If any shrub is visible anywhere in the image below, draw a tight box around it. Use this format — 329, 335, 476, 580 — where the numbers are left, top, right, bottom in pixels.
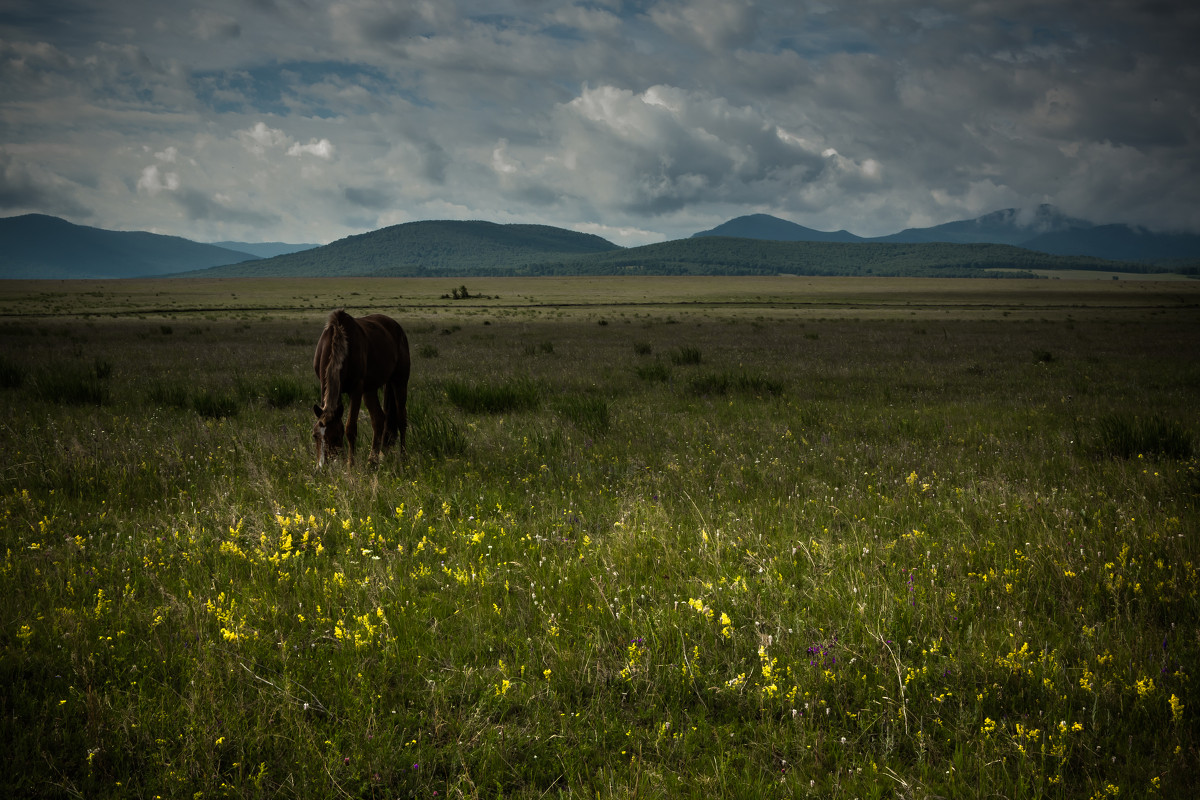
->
633, 342, 652, 356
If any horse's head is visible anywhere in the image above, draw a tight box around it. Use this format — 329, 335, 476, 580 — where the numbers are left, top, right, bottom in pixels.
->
312, 404, 345, 467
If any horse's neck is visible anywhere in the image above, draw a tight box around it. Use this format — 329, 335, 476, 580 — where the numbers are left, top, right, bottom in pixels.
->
320, 322, 351, 415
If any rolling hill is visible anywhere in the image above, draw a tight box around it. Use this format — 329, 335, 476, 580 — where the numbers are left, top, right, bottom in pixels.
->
194, 220, 622, 277
0, 214, 261, 279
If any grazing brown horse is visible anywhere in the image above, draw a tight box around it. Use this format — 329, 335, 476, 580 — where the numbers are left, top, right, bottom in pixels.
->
312, 309, 410, 467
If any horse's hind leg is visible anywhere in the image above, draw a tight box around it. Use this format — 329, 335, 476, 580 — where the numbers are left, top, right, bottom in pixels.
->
386, 375, 408, 455
363, 389, 387, 464
382, 380, 406, 453
345, 392, 363, 464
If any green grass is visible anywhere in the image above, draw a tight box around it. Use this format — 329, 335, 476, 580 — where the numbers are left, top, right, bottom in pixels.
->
2, 280, 1198, 799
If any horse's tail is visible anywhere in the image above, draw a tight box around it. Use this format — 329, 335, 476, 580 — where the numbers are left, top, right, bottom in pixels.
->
319, 309, 351, 417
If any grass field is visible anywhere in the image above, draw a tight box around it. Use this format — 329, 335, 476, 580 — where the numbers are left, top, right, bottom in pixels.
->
1, 276, 1198, 798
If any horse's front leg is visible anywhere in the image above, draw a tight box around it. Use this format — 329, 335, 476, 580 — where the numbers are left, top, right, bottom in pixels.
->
345, 392, 363, 464
363, 389, 387, 465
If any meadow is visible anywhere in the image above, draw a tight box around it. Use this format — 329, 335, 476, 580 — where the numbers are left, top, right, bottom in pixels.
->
1, 276, 1198, 799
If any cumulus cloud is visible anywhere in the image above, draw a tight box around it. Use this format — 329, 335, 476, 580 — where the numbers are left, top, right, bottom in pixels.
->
136, 164, 180, 196
287, 138, 335, 159
537, 83, 880, 217
238, 122, 291, 156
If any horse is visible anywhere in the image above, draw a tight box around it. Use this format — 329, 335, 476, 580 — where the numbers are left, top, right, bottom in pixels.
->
312, 309, 410, 467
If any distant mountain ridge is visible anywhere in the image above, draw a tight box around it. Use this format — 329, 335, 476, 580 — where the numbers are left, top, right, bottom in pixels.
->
693, 205, 1200, 264
0, 214, 262, 279
211, 241, 319, 259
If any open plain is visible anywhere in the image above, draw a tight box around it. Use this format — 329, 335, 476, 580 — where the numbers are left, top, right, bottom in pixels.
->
1, 276, 1198, 798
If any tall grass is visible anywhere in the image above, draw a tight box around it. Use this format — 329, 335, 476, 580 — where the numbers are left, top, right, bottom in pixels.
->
1089, 412, 1193, 459
444, 375, 541, 414
2, 303, 1198, 799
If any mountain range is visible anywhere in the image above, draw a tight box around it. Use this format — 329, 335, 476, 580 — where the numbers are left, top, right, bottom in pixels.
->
693, 205, 1200, 264
2, 206, 1197, 280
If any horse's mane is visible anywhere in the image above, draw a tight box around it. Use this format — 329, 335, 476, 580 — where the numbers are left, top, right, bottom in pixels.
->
320, 309, 351, 416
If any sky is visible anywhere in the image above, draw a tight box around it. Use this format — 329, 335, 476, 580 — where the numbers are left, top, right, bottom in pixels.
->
2, 1, 1199, 247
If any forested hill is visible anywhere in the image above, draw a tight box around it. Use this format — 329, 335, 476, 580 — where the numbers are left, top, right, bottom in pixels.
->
0, 214, 258, 279
195, 220, 621, 277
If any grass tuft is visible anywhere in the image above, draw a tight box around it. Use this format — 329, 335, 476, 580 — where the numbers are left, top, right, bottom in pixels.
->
1090, 413, 1193, 459
552, 393, 611, 436
686, 370, 785, 397
0, 356, 25, 389
670, 345, 703, 365
36, 362, 110, 405
445, 376, 541, 414
262, 377, 309, 409
191, 389, 240, 418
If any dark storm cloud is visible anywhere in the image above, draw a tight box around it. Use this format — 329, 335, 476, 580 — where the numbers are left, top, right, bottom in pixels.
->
1, 0, 1197, 244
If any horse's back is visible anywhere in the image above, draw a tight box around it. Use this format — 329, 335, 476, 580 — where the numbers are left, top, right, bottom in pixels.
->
358, 314, 410, 382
